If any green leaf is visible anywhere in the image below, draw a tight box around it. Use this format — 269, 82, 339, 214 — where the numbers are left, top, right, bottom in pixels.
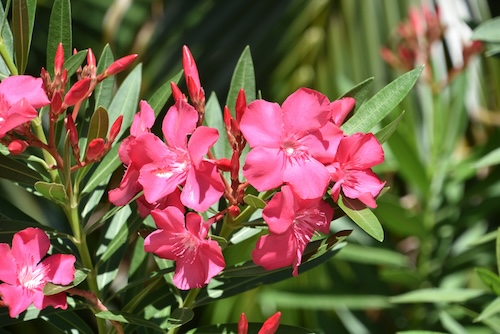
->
42, 312, 95, 334
11, 0, 32, 74
165, 308, 194, 330
475, 297, 500, 322
342, 66, 423, 135
86, 106, 109, 142
335, 243, 408, 267
0, 154, 41, 185
472, 17, 500, 43
0, 2, 14, 77
396, 331, 448, 334
64, 49, 87, 78
81, 143, 120, 196
340, 77, 374, 109
497, 227, 500, 276
46, 0, 72, 74
474, 147, 500, 168
95, 311, 165, 332
204, 92, 231, 161
148, 70, 183, 116
390, 288, 484, 303
475, 268, 500, 296
226, 46, 256, 115
187, 323, 314, 334
34, 181, 67, 204
243, 194, 267, 209
338, 196, 384, 242
107, 64, 142, 140
94, 45, 115, 110
375, 110, 405, 144
439, 310, 468, 334
43, 269, 88, 295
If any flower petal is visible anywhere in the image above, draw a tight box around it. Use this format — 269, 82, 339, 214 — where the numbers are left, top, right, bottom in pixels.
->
12, 228, 50, 265
150, 207, 186, 232
330, 97, 355, 126
0, 99, 38, 137
33, 291, 68, 311
262, 186, 295, 235
0, 244, 16, 284
240, 100, 282, 148
181, 161, 224, 212
130, 100, 155, 136
336, 133, 384, 169
41, 254, 76, 285
0, 284, 33, 318
252, 232, 296, 271
162, 99, 198, 148
188, 126, 219, 167
283, 157, 329, 199
281, 88, 331, 134
144, 230, 179, 260
139, 160, 187, 204
0, 76, 50, 108
243, 147, 285, 192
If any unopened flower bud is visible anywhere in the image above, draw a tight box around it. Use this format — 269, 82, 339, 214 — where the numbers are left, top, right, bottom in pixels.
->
214, 158, 232, 172
259, 312, 281, 334
50, 91, 63, 118
54, 43, 65, 75
86, 138, 105, 161
105, 54, 138, 76
64, 78, 91, 106
8, 140, 28, 155
235, 89, 246, 124
238, 313, 248, 334
170, 82, 186, 102
108, 115, 123, 143
65, 114, 79, 149
87, 48, 96, 67
228, 205, 241, 218
182, 45, 201, 90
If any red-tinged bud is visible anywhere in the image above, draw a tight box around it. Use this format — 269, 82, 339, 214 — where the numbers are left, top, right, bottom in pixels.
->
182, 45, 201, 90
105, 54, 138, 76
64, 78, 91, 106
187, 75, 205, 104
86, 138, 105, 161
170, 81, 186, 102
223, 106, 232, 131
237, 313, 248, 334
61, 69, 68, 86
214, 158, 232, 172
235, 89, 246, 123
230, 150, 240, 181
73, 48, 78, 55
108, 115, 123, 143
50, 91, 63, 118
228, 205, 241, 217
8, 140, 28, 155
54, 43, 65, 75
258, 312, 281, 334
65, 114, 79, 148
87, 48, 96, 67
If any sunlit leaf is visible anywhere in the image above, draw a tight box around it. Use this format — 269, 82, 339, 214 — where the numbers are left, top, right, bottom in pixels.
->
94, 45, 115, 110
34, 181, 67, 205
338, 196, 384, 242
475, 268, 500, 296
86, 106, 109, 143
390, 288, 484, 303
46, 0, 72, 74
165, 308, 194, 330
226, 46, 256, 115
342, 66, 423, 135
243, 194, 267, 209
472, 17, 500, 43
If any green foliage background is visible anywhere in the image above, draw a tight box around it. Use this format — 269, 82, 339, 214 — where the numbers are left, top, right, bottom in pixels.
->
2, 0, 500, 333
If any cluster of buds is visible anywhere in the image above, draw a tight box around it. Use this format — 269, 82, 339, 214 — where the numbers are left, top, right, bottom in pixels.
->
380, 5, 482, 91
1, 42, 137, 173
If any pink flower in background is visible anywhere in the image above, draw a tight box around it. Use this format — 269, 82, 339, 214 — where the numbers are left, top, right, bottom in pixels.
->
252, 185, 334, 276
0, 228, 76, 318
144, 207, 225, 290
327, 132, 385, 208
0, 76, 50, 138
240, 88, 343, 199
138, 99, 224, 212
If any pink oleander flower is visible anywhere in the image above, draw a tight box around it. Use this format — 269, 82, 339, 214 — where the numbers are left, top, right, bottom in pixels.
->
0, 75, 50, 138
327, 132, 385, 208
144, 207, 225, 290
240, 88, 343, 199
138, 99, 224, 212
252, 185, 334, 276
0, 228, 76, 318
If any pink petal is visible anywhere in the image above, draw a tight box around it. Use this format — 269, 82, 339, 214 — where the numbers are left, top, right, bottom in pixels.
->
108, 167, 142, 206
262, 186, 295, 235
336, 133, 384, 169
283, 157, 330, 199
181, 161, 224, 212
130, 100, 155, 136
40, 254, 76, 285
185, 212, 208, 239
341, 169, 385, 207
144, 229, 179, 260
281, 88, 331, 134
0, 284, 33, 318
162, 99, 198, 148
150, 207, 186, 232
243, 147, 285, 192
330, 97, 355, 126
0, 76, 50, 108
12, 228, 50, 265
0, 244, 16, 284
239, 100, 282, 148
252, 232, 296, 271
302, 122, 344, 163
139, 160, 187, 203
33, 291, 68, 311
188, 126, 219, 167
0, 99, 38, 137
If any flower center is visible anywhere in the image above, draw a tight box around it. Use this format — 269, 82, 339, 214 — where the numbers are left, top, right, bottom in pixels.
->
282, 138, 305, 157
155, 159, 189, 179
171, 233, 199, 264
17, 257, 49, 290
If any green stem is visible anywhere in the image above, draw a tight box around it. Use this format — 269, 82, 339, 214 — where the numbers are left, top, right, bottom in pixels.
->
31, 116, 60, 182
0, 37, 18, 76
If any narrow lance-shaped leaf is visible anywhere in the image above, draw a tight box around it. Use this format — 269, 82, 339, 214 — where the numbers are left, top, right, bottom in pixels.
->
474, 297, 500, 323
87, 106, 109, 143
340, 77, 374, 111
342, 66, 423, 135
147, 69, 183, 116
12, 0, 32, 74
0, 2, 15, 76
338, 196, 384, 242
472, 17, 500, 43
64, 49, 87, 78
94, 44, 114, 110
226, 46, 256, 116
375, 110, 405, 144
46, 0, 72, 74
0, 154, 42, 185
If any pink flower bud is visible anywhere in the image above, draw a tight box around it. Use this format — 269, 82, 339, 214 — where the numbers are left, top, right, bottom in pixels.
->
258, 312, 281, 334
105, 54, 138, 76
170, 81, 186, 102
87, 48, 96, 67
238, 313, 248, 334
214, 158, 232, 172
182, 45, 201, 91
108, 115, 123, 143
64, 78, 91, 106
228, 205, 241, 217
54, 43, 65, 75
235, 89, 246, 124
65, 114, 79, 148
8, 140, 28, 155
50, 91, 63, 117
86, 138, 105, 161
